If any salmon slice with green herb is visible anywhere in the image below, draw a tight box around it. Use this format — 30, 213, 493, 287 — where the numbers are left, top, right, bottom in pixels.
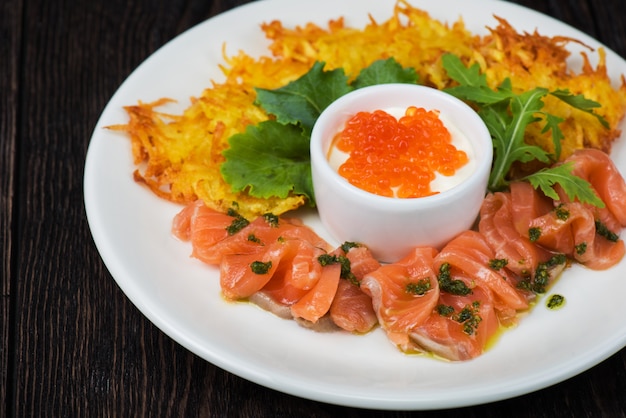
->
290, 263, 342, 323
186, 210, 330, 265
219, 241, 287, 300
509, 181, 555, 236
479, 190, 553, 279
529, 201, 625, 270
188, 216, 264, 265
433, 230, 530, 321
343, 245, 382, 280
410, 284, 499, 361
171, 201, 269, 264
259, 238, 326, 305
329, 244, 380, 333
220, 233, 331, 302
361, 247, 440, 351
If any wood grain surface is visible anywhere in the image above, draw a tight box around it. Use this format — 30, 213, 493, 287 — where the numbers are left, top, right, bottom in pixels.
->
2, 0, 626, 416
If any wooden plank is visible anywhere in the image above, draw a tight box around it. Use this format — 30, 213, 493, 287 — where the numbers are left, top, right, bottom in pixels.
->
589, 0, 626, 57
1, 0, 23, 415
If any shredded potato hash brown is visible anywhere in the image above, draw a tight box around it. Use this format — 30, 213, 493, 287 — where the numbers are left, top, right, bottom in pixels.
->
109, 0, 626, 219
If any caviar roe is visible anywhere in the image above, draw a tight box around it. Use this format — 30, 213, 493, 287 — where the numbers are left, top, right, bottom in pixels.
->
332, 106, 469, 198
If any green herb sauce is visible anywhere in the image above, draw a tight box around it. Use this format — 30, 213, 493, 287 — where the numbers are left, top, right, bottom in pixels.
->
437, 263, 472, 296
518, 253, 567, 294
247, 233, 262, 244
317, 253, 358, 286
340, 241, 361, 253
575, 242, 587, 255
452, 301, 482, 335
263, 213, 280, 228
226, 209, 250, 235
555, 204, 570, 221
595, 220, 619, 242
489, 258, 508, 270
546, 294, 565, 310
436, 304, 455, 317
528, 227, 541, 242
250, 260, 272, 275
406, 278, 432, 296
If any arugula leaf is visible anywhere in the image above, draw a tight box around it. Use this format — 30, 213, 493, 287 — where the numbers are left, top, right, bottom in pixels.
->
442, 53, 606, 206
351, 58, 418, 89
524, 163, 605, 207
221, 121, 314, 201
499, 88, 552, 167
541, 113, 565, 160
254, 62, 353, 135
550, 89, 609, 128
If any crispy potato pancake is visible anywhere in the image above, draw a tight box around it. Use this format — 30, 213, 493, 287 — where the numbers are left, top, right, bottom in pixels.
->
110, 0, 626, 218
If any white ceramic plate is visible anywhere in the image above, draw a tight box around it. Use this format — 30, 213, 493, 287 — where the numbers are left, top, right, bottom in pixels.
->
84, 0, 626, 410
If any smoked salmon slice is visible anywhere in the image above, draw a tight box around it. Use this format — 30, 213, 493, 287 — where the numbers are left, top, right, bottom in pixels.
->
218, 226, 331, 301
330, 280, 378, 333
434, 231, 530, 317
291, 263, 342, 323
509, 181, 555, 236
560, 149, 626, 228
329, 245, 379, 333
219, 241, 287, 300
192, 215, 302, 265
171, 200, 197, 241
410, 285, 499, 361
529, 201, 625, 270
172, 200, 233, 246
175, 202, 332, 266
344, 245, 382, 280
479, 190, 553, 278
260, 238, 326, 305
361, 247, 440, 351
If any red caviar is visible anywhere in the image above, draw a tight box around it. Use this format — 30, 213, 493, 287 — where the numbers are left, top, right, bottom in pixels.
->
332, 106, 469, 198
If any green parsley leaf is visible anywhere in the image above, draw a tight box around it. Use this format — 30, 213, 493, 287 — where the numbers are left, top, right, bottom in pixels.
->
351, 58, 418, 89
221, 120, 314, 201
254, 61, 353, 134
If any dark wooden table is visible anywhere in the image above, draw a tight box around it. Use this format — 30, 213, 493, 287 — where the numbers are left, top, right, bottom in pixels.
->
3, 0, 626, 416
